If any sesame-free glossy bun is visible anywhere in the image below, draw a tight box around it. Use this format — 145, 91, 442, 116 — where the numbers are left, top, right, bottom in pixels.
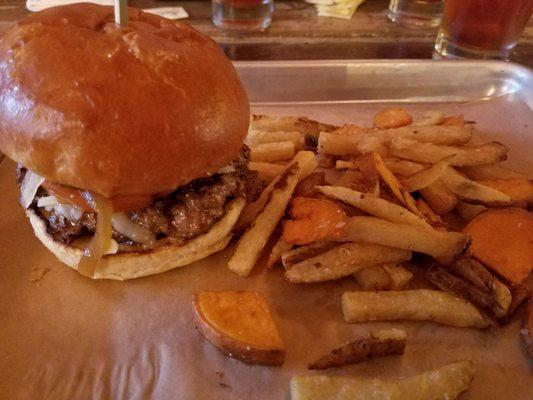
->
0, 3, 249, 197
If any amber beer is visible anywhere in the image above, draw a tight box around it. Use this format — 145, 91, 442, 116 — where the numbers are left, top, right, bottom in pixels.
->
436, 0, 533, 58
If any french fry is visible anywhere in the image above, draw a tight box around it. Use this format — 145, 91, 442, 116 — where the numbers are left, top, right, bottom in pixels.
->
460, 164, 528, 180
308, 329, 406, 370
383, 158, 426, 176
235, 151, 317, 232
342, 290, 491, 328
427, 265, 506, 318
343, 216, 470, 261
250, 115, 338, 136
291, 360, 476, 400
419, 181, 458, 215
382, 263, 413, 289
390, 138, 508, 166
249, 161, 285, 182
412, 110, 445, 126
318, 126, 473, 156
450, 258, 511, 316
250, 141, 296, 162
416, 198, 445, 227
284, 243, 411, 283
500, 285, 531, 324
247, 130, 303, 147
281, 242, 338, 269
440, 167, 512, 206
317, 186, 430, 228
373, 152, 427, 220
402, 158, 450, 192
354, 265, 391, 290
228, 152, 318, 277
478, 178, 533, 205
267, 237, 293, 269
456, 201, 487, 221
335, 159, 357, 170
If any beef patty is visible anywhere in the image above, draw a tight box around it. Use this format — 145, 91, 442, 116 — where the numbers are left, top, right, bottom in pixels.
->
20, 147, 263, 249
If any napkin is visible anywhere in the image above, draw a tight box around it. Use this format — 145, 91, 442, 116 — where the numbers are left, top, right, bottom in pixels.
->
306, 0, 365, 20
26, 0, 188, 19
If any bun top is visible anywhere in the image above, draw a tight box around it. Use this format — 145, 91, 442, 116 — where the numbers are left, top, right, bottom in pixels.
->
0, 3, 249, 197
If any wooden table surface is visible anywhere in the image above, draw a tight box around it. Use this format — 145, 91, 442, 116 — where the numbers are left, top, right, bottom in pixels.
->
0, 0, 532, 65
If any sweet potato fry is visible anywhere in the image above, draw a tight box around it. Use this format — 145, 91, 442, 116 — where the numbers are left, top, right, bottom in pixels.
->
193, 291, 285, 365
308, 329, 406, 370
342, 290, 491, 328
462, 208, 533, 284
291, 360, 476, 400
374, 108, 413, 129
282, 197, 348, 245
478, 178, 533, 205
521, 300, 533, 358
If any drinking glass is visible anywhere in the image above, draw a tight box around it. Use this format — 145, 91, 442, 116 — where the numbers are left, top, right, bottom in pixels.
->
434, 0, 533, 59
212, 0, 274, 32
388, 0, 443, 28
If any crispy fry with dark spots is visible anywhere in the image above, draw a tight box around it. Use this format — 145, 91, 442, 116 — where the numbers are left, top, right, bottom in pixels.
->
308, 329, 406, 370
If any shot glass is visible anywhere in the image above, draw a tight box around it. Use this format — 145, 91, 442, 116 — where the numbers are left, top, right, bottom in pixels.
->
388, 0, 443, 28
434, 0, 533, 60
212, 0, 274, 32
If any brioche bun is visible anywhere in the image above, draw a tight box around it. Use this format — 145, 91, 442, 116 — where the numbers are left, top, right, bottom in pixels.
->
0, 3, 249, 197
26, 198, 245, 280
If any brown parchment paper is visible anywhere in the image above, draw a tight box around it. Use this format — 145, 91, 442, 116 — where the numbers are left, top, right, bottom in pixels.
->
1, 97, 532, 400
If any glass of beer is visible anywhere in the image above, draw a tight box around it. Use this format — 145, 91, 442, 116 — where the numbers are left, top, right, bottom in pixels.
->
212, 0, 274, 31
435, 0, 533, 59
388, 0, 443, 28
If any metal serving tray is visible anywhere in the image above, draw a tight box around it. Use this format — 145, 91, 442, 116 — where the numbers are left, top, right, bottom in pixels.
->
236, 59, 532, 107
0, 60, 532, 400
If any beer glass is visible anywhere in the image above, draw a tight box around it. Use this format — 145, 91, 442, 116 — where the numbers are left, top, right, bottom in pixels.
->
435, 0, 533, 59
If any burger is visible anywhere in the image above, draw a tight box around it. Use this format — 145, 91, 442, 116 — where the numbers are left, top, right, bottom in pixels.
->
0, 4, 262, 280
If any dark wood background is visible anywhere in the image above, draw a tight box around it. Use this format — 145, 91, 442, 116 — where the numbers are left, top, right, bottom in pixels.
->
1, 0, 532, 65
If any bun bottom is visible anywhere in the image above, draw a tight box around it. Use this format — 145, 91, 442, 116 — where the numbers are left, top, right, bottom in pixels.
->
26, 198, 245, 280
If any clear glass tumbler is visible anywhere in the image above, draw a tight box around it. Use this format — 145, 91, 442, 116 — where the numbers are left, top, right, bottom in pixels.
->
212, 0, 274, 32
434, 0, 533, 59
388, 0, 443, 28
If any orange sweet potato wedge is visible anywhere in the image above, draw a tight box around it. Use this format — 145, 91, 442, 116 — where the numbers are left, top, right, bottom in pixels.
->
463, 208, 533, 284
478, 178, 533, 206
193, 291, 285, 365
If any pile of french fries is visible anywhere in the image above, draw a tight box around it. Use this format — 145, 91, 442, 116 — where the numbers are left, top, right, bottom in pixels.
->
222, 109, 532, 397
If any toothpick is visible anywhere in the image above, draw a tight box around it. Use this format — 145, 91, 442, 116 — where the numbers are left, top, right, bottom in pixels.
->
114, 0, 129, 27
